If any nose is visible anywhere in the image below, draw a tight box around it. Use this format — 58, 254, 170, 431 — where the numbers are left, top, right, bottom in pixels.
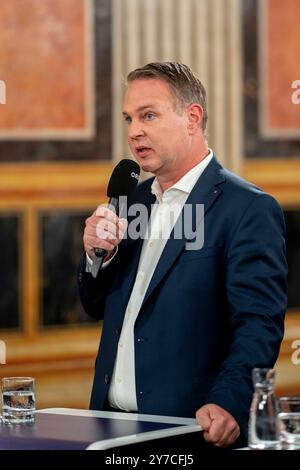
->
127, 119, 145, 140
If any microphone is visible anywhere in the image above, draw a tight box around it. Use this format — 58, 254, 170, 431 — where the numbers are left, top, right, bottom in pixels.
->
94, 159, 141, 264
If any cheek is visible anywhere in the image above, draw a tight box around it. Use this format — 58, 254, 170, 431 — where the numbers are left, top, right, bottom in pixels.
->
127, 139, 135, 151
165, 133, 186, 152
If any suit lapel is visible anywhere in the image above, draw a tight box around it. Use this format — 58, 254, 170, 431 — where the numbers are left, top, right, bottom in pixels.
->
141, 156, 225, 307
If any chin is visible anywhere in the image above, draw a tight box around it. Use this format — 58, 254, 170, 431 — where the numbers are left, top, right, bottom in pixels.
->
140, 162, 152, 172
139, 160, 155, 173
136, 154, 161, 174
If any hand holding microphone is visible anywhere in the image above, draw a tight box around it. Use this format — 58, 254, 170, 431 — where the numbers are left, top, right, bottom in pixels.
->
83, 205, 128, 260
83, 159, 141, 275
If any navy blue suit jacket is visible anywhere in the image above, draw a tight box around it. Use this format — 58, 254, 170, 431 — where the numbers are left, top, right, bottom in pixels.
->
78, 156, 287, 439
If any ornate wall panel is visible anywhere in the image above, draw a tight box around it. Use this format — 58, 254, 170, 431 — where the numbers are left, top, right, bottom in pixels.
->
0, 0, 111, 161
0, 0, 91, 138
243, 0, 300, 158
259, 0, 300, 138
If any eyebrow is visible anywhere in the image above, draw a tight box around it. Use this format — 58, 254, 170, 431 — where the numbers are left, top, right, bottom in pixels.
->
122, 105, 154, 116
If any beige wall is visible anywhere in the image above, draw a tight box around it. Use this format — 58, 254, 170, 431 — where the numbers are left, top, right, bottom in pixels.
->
112, 0, 243, 173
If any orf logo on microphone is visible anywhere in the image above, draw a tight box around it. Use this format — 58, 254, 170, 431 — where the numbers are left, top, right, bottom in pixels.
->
131, 172, 139, 180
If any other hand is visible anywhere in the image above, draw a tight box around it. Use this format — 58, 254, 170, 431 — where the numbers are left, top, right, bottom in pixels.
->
196, 403, 240, 448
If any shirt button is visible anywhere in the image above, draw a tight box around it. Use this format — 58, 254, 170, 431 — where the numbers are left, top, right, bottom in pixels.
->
117, 378, 122, 383
119, 343, 124, 348
148, 241, 154, 247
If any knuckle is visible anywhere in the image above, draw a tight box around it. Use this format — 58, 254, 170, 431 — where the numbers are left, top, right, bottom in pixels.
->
216, 416, 225, 428
226, 421, 235, 433
95, 205, 106, 217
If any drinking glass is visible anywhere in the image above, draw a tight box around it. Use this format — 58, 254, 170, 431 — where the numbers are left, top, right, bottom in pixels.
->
1, 377, 35, 424
278, 396, 300, 450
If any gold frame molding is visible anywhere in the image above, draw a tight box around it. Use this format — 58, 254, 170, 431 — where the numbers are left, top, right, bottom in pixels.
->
244, 158, 300, 207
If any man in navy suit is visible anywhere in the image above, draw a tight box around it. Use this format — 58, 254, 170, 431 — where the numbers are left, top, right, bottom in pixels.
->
78, 62, 287, 448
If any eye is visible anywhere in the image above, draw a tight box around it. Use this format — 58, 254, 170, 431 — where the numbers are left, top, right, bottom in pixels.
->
124, 115, 132, 124
144, 112, 155, 121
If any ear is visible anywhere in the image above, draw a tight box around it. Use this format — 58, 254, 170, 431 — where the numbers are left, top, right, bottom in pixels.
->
186, 104, 204, 134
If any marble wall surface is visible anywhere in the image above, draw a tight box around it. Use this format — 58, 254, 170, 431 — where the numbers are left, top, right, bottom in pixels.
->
260, 0, 300, 137
0, 0, 86, 133
243, 0, 300, 157
0, 0, 111, 161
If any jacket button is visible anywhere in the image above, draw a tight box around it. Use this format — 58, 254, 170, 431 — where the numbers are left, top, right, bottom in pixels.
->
78, 272, 82, 283
139, 391, 144, 395
104, 374, 110, 385
116, 327, 121, 336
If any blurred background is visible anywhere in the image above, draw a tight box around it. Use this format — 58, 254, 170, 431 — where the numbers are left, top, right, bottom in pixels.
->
0, 0, 299, 409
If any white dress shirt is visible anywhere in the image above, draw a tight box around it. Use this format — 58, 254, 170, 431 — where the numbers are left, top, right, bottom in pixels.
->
108, 150, 213, 411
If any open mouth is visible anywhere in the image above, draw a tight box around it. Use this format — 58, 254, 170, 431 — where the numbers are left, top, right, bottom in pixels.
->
136, 147, 152, 157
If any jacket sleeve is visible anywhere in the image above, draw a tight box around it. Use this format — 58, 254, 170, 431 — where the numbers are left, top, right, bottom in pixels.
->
77, 253, 120, 320
207, 193, 287, 434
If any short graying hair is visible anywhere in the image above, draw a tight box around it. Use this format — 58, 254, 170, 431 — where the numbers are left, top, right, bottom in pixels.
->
127, 62, 208, 131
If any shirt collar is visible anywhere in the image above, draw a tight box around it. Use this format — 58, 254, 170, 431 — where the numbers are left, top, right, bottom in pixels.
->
151, 149, 213, 202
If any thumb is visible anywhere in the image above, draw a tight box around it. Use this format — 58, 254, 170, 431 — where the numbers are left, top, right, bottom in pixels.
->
196, 406, 212, 431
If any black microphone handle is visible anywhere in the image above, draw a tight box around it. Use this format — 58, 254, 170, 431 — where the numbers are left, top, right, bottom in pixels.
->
94, 197, 119, 259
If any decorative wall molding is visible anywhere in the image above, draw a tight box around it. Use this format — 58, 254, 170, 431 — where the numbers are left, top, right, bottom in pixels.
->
0, 0, 95, 140
244, 159, 300, 207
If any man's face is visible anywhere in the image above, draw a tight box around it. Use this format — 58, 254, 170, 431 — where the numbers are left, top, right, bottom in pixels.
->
123, 78, 190, 176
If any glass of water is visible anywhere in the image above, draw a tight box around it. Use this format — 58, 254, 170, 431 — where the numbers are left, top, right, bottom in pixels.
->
1, 377, 35, 424
278, 396, 300, 450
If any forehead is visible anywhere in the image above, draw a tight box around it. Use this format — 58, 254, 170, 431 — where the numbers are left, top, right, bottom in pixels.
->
123, 78, 175, 112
